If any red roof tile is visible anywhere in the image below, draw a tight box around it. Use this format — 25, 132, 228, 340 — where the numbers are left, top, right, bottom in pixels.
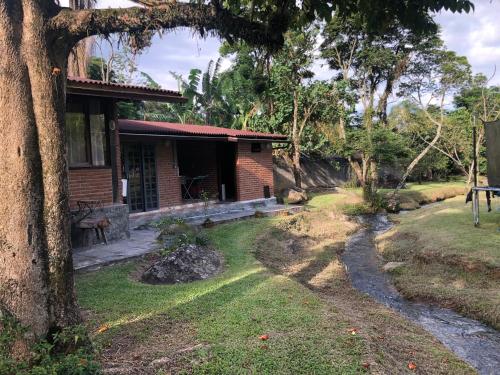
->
118, 119, 288, 141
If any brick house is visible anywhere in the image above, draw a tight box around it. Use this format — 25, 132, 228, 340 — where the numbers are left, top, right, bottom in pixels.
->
65, 78, 287, 246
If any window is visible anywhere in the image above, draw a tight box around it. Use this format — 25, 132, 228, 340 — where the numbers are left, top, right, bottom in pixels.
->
65, 98, 109, 167
89, 100, 107, 166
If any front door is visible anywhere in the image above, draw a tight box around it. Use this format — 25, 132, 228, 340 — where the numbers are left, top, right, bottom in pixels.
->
123, 143, 158, 213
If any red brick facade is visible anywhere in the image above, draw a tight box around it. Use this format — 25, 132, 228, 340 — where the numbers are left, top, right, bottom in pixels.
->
68, 139, 276, 212
236, 142, 274, 201
68, 168, 113, 209
114, 125, 122, 200
156, 141, 183, 207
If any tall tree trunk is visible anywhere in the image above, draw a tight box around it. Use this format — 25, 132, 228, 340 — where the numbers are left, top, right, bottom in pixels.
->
292, 143, 302, 189
291, 90, 302, 188
349, 157, 364, 186
0, 1, 79, 345
395, 121, 443, 191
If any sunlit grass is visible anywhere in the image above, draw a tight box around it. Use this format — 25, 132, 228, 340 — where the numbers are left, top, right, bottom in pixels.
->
76, 217, 365, 373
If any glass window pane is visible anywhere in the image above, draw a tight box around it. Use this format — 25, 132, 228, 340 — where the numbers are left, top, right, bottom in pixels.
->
65, 103, 88, 166
89, 100, 107, 166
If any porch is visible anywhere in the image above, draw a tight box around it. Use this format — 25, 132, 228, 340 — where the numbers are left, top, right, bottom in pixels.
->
119, 119, 285, 215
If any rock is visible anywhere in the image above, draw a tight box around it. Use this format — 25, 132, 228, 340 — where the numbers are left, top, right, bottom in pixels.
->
385, 195, 400, 213
284, 188, 308, 204
142, 244, 222, 284
382, 261, 405, 272
150, 356, 171, 368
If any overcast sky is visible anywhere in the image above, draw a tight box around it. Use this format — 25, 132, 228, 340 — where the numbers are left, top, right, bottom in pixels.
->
61, 0, 500, 89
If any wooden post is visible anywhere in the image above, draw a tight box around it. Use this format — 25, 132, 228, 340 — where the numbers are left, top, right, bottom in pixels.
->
473, 188, 480, 226
472, 116, 479, 226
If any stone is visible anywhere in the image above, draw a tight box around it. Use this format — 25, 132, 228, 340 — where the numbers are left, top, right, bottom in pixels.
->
284, 188, 308, 204
150, 357, 172, 368
385, 195, 400, 213
141, 244, 222, 284
382, 261, 405, 272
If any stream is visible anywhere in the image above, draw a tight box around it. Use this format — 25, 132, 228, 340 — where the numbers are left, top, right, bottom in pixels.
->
342, 214, 500, 375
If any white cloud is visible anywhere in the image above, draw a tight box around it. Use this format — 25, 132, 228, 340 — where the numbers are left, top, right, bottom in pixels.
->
435, 2, 500, 84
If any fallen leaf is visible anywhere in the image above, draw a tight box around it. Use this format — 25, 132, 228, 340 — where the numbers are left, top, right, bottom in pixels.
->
259, 345, 269, 350
96, 324, 110, 334
362, 362, 370, 369
259, 334, 269, 341
408, 361, 417, 371
349, 328, 358, 335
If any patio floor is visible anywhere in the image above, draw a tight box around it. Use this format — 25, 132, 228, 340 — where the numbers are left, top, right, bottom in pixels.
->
73, 201, 303, 271
73, 228, 159, 272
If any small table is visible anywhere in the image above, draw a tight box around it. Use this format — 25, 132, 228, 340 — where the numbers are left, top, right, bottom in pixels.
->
181, 175, 208, 200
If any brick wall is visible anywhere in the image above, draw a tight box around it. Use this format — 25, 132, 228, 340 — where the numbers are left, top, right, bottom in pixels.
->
68, 168, 113, 209
156, 141, 183, 207
236, 142, 274, 201
113, 125, 122, 200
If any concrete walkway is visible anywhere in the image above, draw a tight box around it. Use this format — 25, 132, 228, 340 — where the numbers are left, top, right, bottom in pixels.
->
73, 229, 159, 272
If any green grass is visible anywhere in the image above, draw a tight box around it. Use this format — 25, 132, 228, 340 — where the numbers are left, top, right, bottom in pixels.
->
378, 195, 500, 329
77, 219, 365, 374
76, 182, 477, 373
386, 195, 500, 265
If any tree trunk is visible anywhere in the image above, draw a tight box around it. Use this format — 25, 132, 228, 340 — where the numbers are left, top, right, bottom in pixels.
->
292, 143, 302, 189
0, 1, 79, 346
291, 90, 302, 189
395, 121, 443, 191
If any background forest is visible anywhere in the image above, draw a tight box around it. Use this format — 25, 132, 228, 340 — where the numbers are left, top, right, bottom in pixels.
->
85, 16, 499, 195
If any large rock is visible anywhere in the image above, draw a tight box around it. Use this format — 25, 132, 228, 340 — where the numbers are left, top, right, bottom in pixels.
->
142, 244, 222, 284
284, 188, 308, 204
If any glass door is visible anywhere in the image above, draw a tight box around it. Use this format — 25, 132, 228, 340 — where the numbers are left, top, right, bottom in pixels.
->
123, 143, 158, 212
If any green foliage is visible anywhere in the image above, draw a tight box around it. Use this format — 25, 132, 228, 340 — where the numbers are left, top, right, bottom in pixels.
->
151, 216, 186, 230
86, 56, 113, 81
0, 316, 100, 375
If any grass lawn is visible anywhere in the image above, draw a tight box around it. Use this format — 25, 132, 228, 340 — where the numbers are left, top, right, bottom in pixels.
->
77, 185, 474, 374
377, 194, 500, 329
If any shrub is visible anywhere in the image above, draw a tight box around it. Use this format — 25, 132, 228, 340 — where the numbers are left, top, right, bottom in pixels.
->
0, 315, 100, 375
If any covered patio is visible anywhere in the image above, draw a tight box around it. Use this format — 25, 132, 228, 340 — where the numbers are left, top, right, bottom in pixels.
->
119, 119, 287, 216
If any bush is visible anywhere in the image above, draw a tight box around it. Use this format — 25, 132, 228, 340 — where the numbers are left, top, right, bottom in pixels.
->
159, 224, 211, 257
0, 315, 100, 375
362, 184, 387, 211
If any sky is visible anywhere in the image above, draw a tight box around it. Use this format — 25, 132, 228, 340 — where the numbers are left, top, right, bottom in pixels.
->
61, 0, 500, 90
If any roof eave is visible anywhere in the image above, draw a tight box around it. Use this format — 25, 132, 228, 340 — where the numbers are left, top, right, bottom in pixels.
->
119, 131, 288, 142
67, 83, 187, 103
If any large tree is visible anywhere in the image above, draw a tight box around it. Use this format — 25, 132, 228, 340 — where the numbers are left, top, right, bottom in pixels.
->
0, 0, 475, 355
395, 49, 471, 190
321, 13, 442, 189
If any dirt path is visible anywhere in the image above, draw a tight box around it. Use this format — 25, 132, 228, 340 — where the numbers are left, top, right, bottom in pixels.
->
343, 214, 500, 375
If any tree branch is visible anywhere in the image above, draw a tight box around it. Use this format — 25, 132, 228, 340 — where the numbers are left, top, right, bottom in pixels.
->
50, 3, 284, 49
